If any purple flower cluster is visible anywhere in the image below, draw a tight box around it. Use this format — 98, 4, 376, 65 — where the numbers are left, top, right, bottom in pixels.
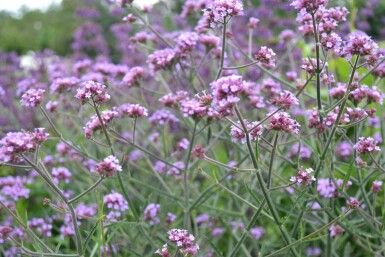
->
121, 66, 145, 87
210, 75, 247, 117
156, 229, 199, 256
290, 167, 316, 187
0, 129, 49, 163
96, 155, 122, 177
52, 167, 72, 184
230, 120, 262, 144
291, 0, 327, 13
148, 48, 177, 72
317, 178, 352, 198
104, 192, 129, 221
143, 203, 161, 225
83, 109, 118, 139
20, 89, 45, 107
254, 46, 276, 68
28, 217, 53, 237
266, 112, 300, 134
75, 80, 110, 106
118, 103, 148, 118
202, 0, 244, 28
354, 137, 381, 154
268, 90, 299, 110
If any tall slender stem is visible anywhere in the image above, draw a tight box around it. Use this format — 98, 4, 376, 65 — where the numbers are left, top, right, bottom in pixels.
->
183, 122, 197, 229
313, 56, 360, 180
216, 18, 227, 80
68, 177, 104, 204
311, 13, 323, 123
92, 101, 139, 220
22, 155, 83, 256
267, 132, 279, 189
234, 105, 300, 257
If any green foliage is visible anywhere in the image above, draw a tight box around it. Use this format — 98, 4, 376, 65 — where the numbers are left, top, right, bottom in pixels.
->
0, 1, 81, 55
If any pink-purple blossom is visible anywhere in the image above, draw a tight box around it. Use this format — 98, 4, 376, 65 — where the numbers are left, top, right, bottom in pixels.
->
96, 155, 122, 177
75, 80, 110, 106
21, 89, 45, 107
354, 137, 381, 154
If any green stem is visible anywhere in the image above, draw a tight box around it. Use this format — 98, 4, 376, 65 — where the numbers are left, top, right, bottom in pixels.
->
68, 177, 104, 204
216, 18, 227, 80
229, 199, 267, 257
183, 122, 197, 229
234, 105, 300, 257
313, 56, 360, 180
267, 132, 279, 189
266, 209, 350, 257
311, 12, 323, 123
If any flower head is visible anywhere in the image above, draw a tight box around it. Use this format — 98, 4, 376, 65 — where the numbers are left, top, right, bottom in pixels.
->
148, 48, 177, 72
167, 229, 199, 255
255, 47, 276, 68
118, 103, 148, 118
266, 112, 300, 134
96, 156, 122, 177
268, 90, 299, 110
342, 33, 378, 57
202, 0, 243, 28
354, 137, 381, 154
290, 167, 316, 186
291, 0, 327, 13
21, 89, 45, 107
230, 120, 262, 144
75, 80, 110, 106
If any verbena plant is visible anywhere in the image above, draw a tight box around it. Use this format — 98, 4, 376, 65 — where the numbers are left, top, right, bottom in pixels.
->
1, 0, 385, 256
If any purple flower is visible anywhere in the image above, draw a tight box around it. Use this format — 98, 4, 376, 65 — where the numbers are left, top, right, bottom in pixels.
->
192, 145, 206, 159
202, 0, 244, 28
75, 80, 110, 106
248, 17, 259, 29
341, 33, 378, 57
52, 167, 72, 184
0, 129, 49, 163
121, 66, 145, 87
149, 109, 179, 126
288, 143, 312, 159
290, 167, 316, 186
321, 32, 342, 52
104, 192, 129, 221
167, 161, 185, 176
148, 48, 177, 72
83, 109, 118, 139
50, 77, 79, 93
371, 180, 383, 193
230, 120, 262, 144
291, 0, 327, 13
167, 229, 199, 255
354, 137, 381, 154
118, 103, 148, 118
335, 141, 353, 159
250, 227, 265, 240
329, 225, 344, 237
175, 32, 199, 53
268, 90, 299, 110
210, 75, 247, 117
266, 112, 300, 134
155, 244, 170, 257
212, 227, 225, 237
28, 217, 53, 237
143, 203, 161, 225
20, 89, 45, 107
317, 178, 352, 198
96, 155, 122, 177
255, 46, 276, 68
